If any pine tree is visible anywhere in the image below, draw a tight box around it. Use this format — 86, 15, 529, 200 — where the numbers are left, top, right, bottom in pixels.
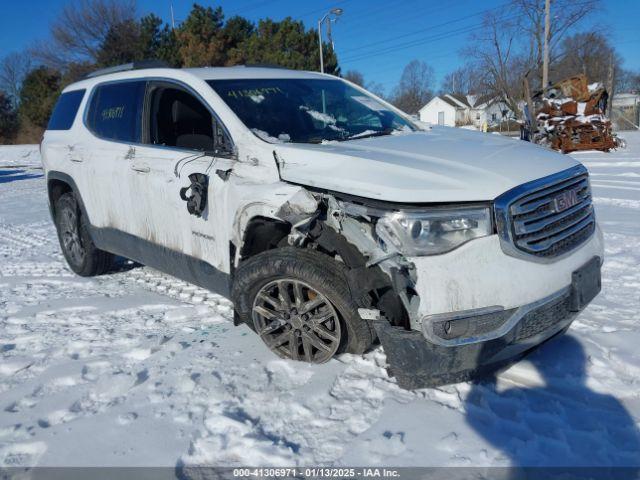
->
18, 67, 61, 129
0, 91, 18, 142
176, 5, 225, 67
235, 18, 339, 74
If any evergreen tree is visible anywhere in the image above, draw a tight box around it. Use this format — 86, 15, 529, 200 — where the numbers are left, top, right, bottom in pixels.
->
0, 91, 18, 142
222, 16, 255, 66
95, 14, 180, 67
236, 18, 339, 74
176, 5, 225, 67
18, 67, 61, 129
139, 14, 181, 67
96, 19, 143, 66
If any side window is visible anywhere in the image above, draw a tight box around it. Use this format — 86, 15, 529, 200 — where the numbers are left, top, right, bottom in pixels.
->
147, 84, 233, 155
86, 81, 145, 142
48, 90, 85, 130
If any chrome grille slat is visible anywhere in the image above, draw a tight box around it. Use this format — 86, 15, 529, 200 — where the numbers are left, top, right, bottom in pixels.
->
511, 177, 589, 215
515, 214, 595, 251
515, 175, 587, 204
494, 165, 596, 261
514, 201, 592, 235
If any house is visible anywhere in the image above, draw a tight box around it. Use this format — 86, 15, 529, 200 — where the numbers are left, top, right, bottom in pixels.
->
611, 93, 639, 130
419, 93, 514, 128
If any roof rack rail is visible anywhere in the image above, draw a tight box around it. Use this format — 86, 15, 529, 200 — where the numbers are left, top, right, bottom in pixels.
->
85, 60, 170, 79
242, 63, 290, 70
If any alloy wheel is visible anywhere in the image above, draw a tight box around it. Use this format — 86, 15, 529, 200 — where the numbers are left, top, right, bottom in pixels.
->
252, 278, 341, 363
59, 206, 85, 265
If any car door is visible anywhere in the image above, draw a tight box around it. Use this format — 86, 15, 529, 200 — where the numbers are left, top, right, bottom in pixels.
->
127, 80, 236, 282
80, 80, 147, 234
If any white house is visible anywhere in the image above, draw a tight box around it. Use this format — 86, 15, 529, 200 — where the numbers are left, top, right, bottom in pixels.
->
611, 92, 639, 130
419, 93, 514, 128
418, 95, 459, 126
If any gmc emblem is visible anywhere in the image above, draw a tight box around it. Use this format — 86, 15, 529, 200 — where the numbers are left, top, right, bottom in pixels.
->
553, 189, 580, 212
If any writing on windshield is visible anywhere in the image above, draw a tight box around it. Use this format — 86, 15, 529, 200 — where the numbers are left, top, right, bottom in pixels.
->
207, 78, 415, 144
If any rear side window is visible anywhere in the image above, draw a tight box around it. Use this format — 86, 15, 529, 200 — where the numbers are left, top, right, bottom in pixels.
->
86, 81, 146, 142
48, 90, 85, 130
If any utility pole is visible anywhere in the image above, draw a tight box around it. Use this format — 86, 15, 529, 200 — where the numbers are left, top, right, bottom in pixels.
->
607, 52, 615, 115
317, 8, 343, 74
170, 2, 176, 30
542, 0, 551, 89
317, 20, 324, 74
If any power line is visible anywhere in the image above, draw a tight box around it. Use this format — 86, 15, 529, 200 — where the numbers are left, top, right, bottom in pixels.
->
293, 0, 352, 22
341, 11, 524, 64
338, 1, 510, 56
335, 0, 479, 43
225, 0, 281, 17
337, 0, 597, 64
331, 0, 432, 38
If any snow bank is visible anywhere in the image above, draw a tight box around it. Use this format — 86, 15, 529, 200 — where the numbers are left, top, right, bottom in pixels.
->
0, 145, 40, 167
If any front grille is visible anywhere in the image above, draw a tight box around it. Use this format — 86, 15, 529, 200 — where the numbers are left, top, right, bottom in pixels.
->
495, 166, 596, 260
516, 292, 572, 341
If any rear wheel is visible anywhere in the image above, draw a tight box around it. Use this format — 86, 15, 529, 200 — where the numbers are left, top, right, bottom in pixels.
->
54, 192, 114, 276
232, 247, 374, 363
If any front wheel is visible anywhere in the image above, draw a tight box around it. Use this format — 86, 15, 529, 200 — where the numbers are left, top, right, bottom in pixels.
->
232, 247, 374, 363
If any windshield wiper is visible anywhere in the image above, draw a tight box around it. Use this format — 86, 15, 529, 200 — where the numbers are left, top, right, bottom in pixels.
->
340, 128, 396, 141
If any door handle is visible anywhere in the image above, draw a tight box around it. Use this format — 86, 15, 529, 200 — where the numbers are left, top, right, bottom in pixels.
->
70, 158, 83, 163
131, 164, 150, 173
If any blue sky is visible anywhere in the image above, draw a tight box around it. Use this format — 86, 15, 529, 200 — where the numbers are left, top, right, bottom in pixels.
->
1, 0, 639, 95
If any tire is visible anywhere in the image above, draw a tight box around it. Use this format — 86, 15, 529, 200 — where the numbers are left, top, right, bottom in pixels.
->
232, 247, 374, 362
54, 192, 114, 276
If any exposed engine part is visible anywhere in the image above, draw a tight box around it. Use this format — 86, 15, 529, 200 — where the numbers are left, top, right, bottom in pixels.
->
308, 195, 418, 329
179, 173, 209, 217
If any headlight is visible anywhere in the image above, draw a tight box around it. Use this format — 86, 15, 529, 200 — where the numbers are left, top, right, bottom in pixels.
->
375, 206, 492, 256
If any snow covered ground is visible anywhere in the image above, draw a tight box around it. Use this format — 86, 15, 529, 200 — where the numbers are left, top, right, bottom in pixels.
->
1, 134, 639, 471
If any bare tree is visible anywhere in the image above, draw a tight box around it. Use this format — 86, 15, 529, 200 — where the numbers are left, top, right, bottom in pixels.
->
343, 70, 365, 87
464, 0, 597, 117
552, 32, 620, 85
464, 12, 525, 115
32, 0, 136, 68
440, 66, 483, 95
0, 52, 32, 107
391, 60, 434, 115
514, 0, 598, 86
616, 69, 640, 93
365, 81, 386, 99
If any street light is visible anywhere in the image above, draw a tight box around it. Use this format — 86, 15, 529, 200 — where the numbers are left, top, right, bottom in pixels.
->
318, 7, 343, 73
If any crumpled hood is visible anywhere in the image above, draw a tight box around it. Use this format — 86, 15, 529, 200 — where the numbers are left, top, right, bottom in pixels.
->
273, 126, 579, 203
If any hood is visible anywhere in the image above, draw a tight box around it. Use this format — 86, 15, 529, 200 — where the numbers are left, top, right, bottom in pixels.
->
273, 126, 579, 203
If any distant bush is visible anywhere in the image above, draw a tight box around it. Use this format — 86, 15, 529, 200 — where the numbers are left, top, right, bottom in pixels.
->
0, 91, 18, 143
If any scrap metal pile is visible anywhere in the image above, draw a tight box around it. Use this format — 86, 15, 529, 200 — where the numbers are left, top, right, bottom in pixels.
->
533, 74, 618, 153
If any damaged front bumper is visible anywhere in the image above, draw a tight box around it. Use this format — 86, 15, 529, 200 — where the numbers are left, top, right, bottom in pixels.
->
374, 255, 602, 389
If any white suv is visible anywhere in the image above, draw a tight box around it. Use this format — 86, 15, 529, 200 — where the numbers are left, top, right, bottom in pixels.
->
41, 63, 604, 388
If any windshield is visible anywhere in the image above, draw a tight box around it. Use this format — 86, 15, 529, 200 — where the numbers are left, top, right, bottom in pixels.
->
207, 78, 416, 144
